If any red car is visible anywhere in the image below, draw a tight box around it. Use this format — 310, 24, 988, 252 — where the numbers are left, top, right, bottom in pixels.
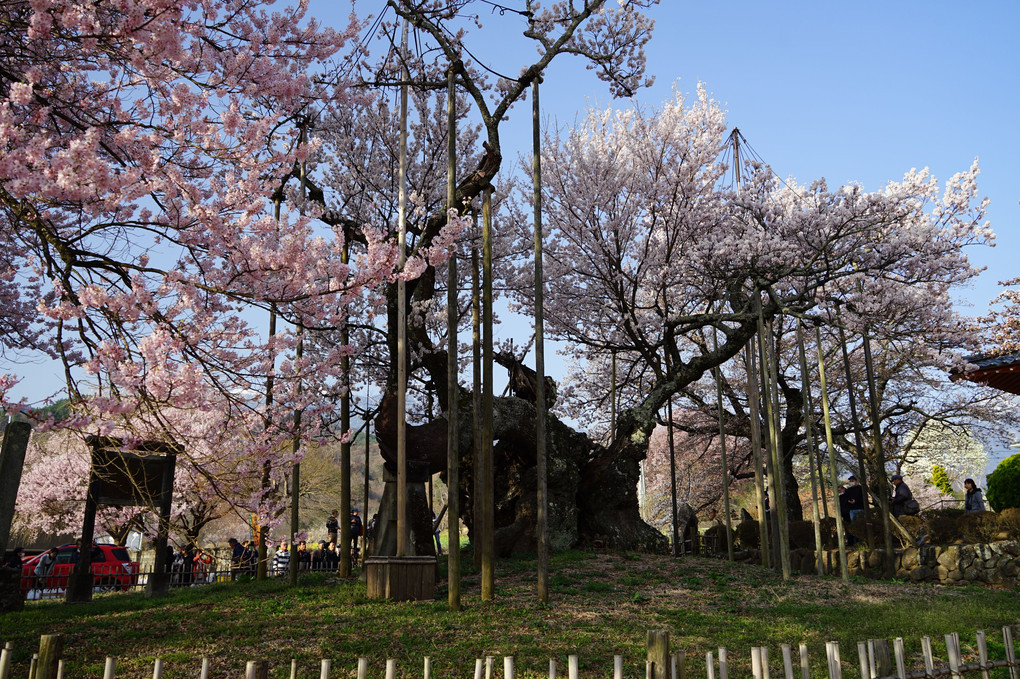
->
21, 544, 140, 597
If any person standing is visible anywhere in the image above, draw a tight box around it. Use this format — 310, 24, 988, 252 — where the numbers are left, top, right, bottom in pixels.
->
890, 474, 913, 517
844, 475, 865, 521
964, 478, 986, 513
349, 509, 363, 563
326, 510, 339, 545
34, 547, 58, 593
271, 542, 290, 576
227, 538, 244, 580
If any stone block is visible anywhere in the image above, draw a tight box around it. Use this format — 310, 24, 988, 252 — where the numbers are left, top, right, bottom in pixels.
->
868, 550, 883, 569
1001, 541, 1020, 557
909, 566, 931, 582
974, 544, 993, 561
937, 546, 960, 568
901, 548, 920, 569
964, 567, 980, 581
948, 569, 963, 581
936, 565, 950, 582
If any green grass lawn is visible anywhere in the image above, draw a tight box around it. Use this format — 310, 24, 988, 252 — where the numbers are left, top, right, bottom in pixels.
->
2, 550, 1018, 679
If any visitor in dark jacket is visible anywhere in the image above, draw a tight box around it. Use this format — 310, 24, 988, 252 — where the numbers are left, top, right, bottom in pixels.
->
890, 474, 913, 517
964, 478, 986, 513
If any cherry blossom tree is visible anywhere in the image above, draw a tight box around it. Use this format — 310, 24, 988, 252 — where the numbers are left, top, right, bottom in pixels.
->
499, 85, 994, 546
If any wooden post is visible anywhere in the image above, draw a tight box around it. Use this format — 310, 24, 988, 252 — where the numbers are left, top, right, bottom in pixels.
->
103, 657, 116, 679
146, 449, 177, 598
550, 658, 557, 679
667, 394, 679, 556
615, 656, 624, 679
799, 644, 810, 679
200, 658, 210, 679
856, 642, 870, 679
290, 659, 298, 679
320, 658, 331, 679
424, 657, 432, 679
711, 325, 735, 561
720, 648, 729, 679
569, 656, 578, 679
246, 661, 269, 679
446, 63, 461, 612
759, 313, 790, 578
486, 656, 494, 679
152, 659, 163, 679
358, 659, 368, 679
0, 642, 11, 679
836, 321, 875, 549
760, 647, 770, 679
289, 327, 304, 587
893, 639, 906, 679
861, 332, 896, 577
675, 651, 686, 679
474, 659, 483, 679
35, 635, 63, 679
869, 639, 892, 678
825, 642, 842, 679
921, 637, 935, 678
29, 654, 37, 679
386, 659, 396, 679
505, 656, 515, 679
648, 630, 670, 679
0, 421, 31, 559
782, 645, 794, 679
707, 652, 716, 679
752, 647, 763, 679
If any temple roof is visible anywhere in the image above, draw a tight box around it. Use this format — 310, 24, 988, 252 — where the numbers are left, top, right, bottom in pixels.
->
950, 351, 1020, 395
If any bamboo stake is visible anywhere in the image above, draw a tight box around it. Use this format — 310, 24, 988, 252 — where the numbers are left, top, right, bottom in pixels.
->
56, 660, 64, 679
1004, 626, 1018, 679
752, 647, 763, 679
425, 656, 432, 679
667, 393, 680, 555
745, 338, 770, 566
815, 326, 849, 583
759, 313, 790, 578
486, 656, 494, 679
977, 630, 990, 679
615, 655, 624, 679
36, 635, 62, 679
0, 642, 11, 679
446, 63, 461, 611
103, 657, 115, 679
505, 656, 515, 679
200, 658, 209, 679
29, 654, 37, 679
569, 656, 578, 679
474, 659, 483, 679
711, 318, 734, 560
386, 659, 397, 679
707, 652, 715, 679
861, 332, 896, 576
799, 644, 810, 679
720, 648, 729, 679
291, 659, 298, 679
835, 321, 874, 549
151, 659, 162, 679
550, 658, 557, 679
795, 323, 825, 574
321, 659, 331, 679
340, 236, 352, 578
358, 658, 369, 679
946, 634, 962, 679
761, 647, 770, 679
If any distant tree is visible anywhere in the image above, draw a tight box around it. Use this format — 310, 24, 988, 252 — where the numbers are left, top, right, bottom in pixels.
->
986, 453, 1020, 512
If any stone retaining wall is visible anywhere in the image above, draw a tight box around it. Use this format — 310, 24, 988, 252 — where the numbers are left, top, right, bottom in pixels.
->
824, 540, 1020, 586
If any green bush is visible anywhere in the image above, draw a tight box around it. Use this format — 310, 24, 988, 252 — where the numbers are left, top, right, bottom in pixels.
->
986, 453, 1020, 512
957, 512, 1001, 543
931, 465, 954, 495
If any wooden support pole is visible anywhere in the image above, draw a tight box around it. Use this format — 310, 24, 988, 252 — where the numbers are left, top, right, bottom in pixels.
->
200, 658, 210, 679
857, 642, 870, 679
358, 659, 368, 679
532, 76, 549, 603
340, 242, 352, 579
395, 17, 409, 559
486, 656, 494, 679
796, 323, 826, 574
152, 659, 163, 679
816, 326, 849, 583
745, 339, 769, 566
36, 635, 63, 679
103, 657, 116, 679
319, 659, 331, 679
648, 630, 670, 679
0, 421, 31, 559
799, 644, 810, 679
712, 325, 735, 561
707, 652, 716, 679
569, 656, 578, 679
290, 659, 298, 679
752, 647, 763, 679
424, 656, 432, 679
386, 659, 397, 679
446, 63, 461, 611
29, 654, 37, 679
480, 188, 495, 600
615, 656, 624, 679
720, 648, 730, 679
946, 633, 962, 679
505, 656, 515, 679
549, 658, 557, 679
474, 659, 483, 679
760, 647, 770, 679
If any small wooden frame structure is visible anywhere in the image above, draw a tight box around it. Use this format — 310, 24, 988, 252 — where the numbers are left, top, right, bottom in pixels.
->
364, 556, 436, 602
66, 436, 178, 602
